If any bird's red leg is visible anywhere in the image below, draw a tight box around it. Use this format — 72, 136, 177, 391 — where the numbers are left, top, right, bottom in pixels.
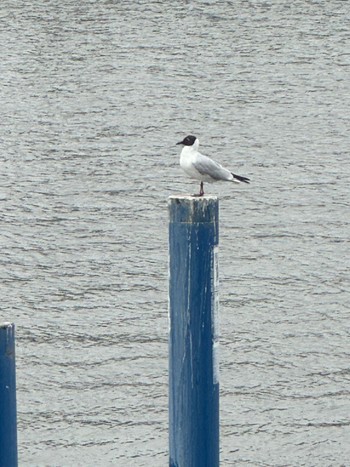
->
193, 182, 205, 197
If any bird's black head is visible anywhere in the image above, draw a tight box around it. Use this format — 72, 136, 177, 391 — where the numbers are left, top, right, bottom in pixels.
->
176, 135, 197, 146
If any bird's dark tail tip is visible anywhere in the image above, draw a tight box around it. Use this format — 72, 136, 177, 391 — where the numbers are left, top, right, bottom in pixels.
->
232, 173, 250, 184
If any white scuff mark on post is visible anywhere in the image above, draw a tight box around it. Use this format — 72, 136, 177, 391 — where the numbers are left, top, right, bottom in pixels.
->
212, 245, 220, 384
168, 251, 171, 334
186, 241, 195, 388
213, 341, 220, 386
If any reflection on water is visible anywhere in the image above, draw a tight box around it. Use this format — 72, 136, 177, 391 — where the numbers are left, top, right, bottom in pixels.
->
1, 0, 349, 465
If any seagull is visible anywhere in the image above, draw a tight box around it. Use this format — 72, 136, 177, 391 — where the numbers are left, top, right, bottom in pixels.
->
176, 135, 250, 196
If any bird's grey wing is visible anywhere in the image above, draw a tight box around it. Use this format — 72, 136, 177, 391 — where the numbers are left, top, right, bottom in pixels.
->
193, 154, 232, 181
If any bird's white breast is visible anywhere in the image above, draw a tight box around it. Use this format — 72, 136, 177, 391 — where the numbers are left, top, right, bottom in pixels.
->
180, 146, 203, 181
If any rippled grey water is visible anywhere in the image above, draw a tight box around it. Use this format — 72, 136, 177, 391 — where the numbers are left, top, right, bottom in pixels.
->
1, 0, 349, 465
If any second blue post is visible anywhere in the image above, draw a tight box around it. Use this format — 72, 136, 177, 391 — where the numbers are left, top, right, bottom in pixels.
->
0, 322, 18, 467
169, 195, 219, 467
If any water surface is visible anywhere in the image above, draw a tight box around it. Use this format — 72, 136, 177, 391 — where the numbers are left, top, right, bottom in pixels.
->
1, 0, 349, 465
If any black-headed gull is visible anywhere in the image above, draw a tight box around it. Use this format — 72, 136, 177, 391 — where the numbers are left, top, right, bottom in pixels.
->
177, 135, 250, 196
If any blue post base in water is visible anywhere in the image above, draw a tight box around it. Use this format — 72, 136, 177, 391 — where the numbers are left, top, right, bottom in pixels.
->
0, 323, 18, 467
168, 195, 219, 467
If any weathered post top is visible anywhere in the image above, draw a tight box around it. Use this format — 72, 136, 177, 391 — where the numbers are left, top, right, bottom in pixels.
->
168, 194, 219, 225
0, 322, 15, 357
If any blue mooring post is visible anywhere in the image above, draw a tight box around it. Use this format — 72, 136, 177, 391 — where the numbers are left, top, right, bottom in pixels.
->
0, 323, 18, 467
169, 195, 219, 467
